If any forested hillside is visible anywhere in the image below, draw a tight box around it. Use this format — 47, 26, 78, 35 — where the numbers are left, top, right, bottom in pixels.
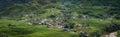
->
0, 0, 120, 37
0, 0, 120, 19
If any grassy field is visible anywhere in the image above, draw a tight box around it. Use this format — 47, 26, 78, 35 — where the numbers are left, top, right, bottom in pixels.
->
0, 19, 78, 37
0, 19, 120, 37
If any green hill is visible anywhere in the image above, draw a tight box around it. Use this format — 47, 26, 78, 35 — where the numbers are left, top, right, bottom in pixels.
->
0, 0, 120, 37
